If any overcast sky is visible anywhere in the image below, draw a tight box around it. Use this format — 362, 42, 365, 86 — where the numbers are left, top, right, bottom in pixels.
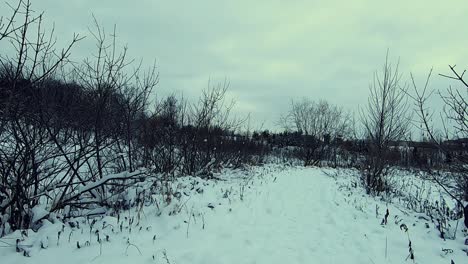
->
3, 0, 468, 130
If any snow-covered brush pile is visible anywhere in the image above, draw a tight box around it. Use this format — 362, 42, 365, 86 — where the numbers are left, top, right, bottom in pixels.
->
0, 162, 148, 235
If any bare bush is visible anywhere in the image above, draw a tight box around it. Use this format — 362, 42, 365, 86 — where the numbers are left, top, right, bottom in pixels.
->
0, 0, 81, 231
0, 2, 157, 232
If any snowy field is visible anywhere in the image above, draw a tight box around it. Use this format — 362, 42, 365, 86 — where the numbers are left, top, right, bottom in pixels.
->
1, 166, 467, 264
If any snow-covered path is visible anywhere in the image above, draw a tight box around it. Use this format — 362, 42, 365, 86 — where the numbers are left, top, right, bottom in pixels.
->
2, 167, 466, 264
190, 168, 382, 264
209, 169, 360, 263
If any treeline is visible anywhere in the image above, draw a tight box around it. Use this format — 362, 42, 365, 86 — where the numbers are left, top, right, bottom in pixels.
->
255, 129, 465, 169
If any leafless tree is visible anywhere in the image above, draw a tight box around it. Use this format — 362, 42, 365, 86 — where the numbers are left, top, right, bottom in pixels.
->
409, 65, 468, 227
180, 80, 247, 176
280, 99, 350, 166
117, 62, 158, 172
190, 80, 242, 131
360, 53, 410, 194
141, 95, 186, 175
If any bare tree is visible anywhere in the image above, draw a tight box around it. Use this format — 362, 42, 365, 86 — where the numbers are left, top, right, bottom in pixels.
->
171, 80, 249, 176
141, 95, 186, 175
360, 53, 410, 194
280, 99, 350, 166
409, 65, 468, 227
117, 62, 158, 172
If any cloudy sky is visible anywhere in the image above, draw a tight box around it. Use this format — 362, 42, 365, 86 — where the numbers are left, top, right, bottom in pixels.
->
3, 0, 468, 130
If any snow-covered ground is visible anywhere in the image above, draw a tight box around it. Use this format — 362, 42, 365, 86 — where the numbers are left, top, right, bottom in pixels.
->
1, 166, 467, 264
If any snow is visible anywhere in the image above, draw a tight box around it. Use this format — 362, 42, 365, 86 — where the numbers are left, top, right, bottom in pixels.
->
1, 166, 466, 263
31, 205, 49, 224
